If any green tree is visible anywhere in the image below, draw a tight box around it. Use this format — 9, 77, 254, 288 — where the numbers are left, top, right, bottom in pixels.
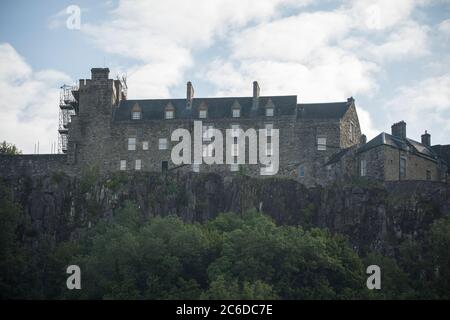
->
0, 141, 21, 155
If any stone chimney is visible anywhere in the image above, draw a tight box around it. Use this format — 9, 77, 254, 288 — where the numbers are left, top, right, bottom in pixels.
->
391, 121, 407, 140
360, 134, 367, 145
421, 130, 431, 146
252, 81, 260, 110
186, 81, 194, 109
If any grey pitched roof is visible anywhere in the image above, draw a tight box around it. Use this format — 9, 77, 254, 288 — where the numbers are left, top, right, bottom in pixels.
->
297, 101, 351, 119
114, 96, 297, 121
358, 132, 438, 161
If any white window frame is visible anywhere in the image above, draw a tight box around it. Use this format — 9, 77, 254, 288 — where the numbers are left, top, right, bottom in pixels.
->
142, 141, 149, 150
199, 109, 207, 119
128, 137, 136, 151
165, 110, 174, 119
317, 137, 327, 151
159, 138, 168, 150
266, 143, 273, 156
265, 123, 273, 137
120, 160, 126, 171
266, 108, 274, 117
132, 111, 141, 120
135, 159, 142, 171
232, 109, 240, 118
231, 143, 239, 157
360, 159, 366, 177
231, 124, 240, 138
202, 144, 214, 157
202, 125, 214, 141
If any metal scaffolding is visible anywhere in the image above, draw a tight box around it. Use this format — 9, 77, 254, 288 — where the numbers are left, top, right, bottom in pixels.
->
58, 84, 78, 153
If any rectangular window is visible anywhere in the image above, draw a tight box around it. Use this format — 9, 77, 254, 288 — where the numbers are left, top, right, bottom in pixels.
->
199, 110, 207, 119
165, 110, 174, 119
317, 137, 327, 151
231, 143, 239, 157
231, 124, 240, 137
350, 122, 354, 142
192, 163, 200, 172
266, 108, 274, 117
265, 123, 273, 136
266, 143, 273, 156
232, 109, 240, 118
120, 160, 126, 171
162, 161, 168, 172
360, 159, 367, 177
142, 141, 149, 150
128, 137, 136, 151
202, 125, 214, 141
202, 144, 214, 157
230, 163, 239, 172
298, 165, 305, 177
400, 157, 406, 179
135, 159, 142, 171
132, 111, 141, 120
159, 138, 168, 150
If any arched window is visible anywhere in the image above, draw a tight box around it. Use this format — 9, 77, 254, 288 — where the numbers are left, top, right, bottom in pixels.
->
165, 102, 175, 119
131, 103, 141, 120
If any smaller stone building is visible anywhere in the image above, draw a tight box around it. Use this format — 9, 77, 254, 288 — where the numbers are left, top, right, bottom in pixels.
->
326, 121, 448, 183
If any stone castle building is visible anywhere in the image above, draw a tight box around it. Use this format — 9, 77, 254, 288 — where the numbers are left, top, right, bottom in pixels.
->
0, 67, 447, 186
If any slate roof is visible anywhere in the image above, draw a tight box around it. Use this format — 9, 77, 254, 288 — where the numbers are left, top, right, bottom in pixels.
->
114, 96, 353, 121
114, 96, 297, 121
358, 132, 438, 161
298, 101, 351, 119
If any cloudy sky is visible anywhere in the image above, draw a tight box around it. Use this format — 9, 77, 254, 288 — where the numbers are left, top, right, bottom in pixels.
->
0, 0, 449, 153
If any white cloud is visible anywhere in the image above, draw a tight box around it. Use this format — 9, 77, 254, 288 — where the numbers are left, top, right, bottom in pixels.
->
363, 21, 430, 61
385, 74, 450, 144
81, 0, 311, 98
349, 0, 428, 30
438, 18, 450, 35
0, 43, 71, 154
357, 106, 379, 140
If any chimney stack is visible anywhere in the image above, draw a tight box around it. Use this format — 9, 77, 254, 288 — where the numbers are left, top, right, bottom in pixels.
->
391, 121, 407, 140
421, 130, 431, 146
252, 81, 260, 110
360, 134, 367, 145
186, 81, 194, 109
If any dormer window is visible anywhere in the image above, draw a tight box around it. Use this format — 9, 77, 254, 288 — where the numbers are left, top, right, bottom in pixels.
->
166, 110, 174, 119
265, 99, 275, 117
232, 100, 241, 118
199, 102, 208, 119
131, 103, 141, 120
165, 102, 175, 119
132, 111, 141, 120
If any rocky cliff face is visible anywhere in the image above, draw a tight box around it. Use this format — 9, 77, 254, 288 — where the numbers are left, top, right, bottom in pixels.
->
2, 171, 449, 255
